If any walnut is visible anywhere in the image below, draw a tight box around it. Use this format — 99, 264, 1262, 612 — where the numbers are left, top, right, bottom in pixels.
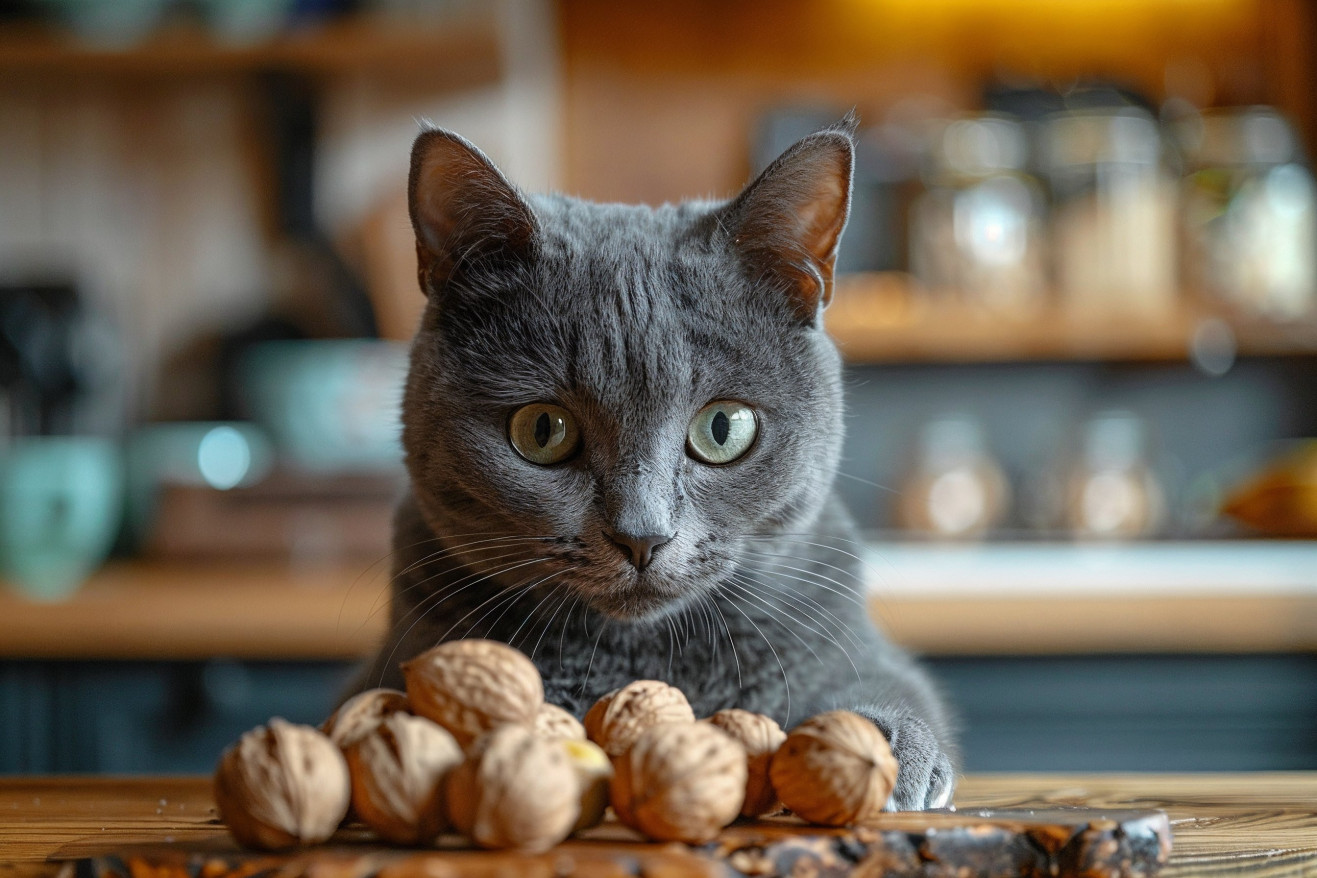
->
213, 719, 350, 850
705, 708, 787, 817
583, 680, 695, 757
402, 639, 544, 747
769, 710, 897, 826
534, 703, 586, 742
610, 721, 746, 843
562, 739, 612, 832
445, 724, 580, 851
322, 688, 410, 749
343, 713, 463, 845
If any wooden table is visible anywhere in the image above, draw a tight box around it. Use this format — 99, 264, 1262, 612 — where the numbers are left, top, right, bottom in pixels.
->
1, 774, 1313, 877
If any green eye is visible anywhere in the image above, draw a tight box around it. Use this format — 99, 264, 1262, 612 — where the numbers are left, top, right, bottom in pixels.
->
509, 403, 580, 465
687, 400, 757, 465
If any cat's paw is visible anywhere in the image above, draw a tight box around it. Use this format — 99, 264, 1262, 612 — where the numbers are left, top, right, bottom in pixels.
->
854, 709, 956, 811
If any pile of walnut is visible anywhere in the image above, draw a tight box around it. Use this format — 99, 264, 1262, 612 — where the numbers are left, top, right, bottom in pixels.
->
213, 639, 899, 853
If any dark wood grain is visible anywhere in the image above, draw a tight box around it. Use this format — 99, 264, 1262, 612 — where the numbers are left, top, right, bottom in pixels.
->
59, 808, 1170, 878
705, 809, 1170, 877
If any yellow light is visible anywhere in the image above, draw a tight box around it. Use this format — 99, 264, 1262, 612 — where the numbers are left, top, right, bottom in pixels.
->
818, 0, 1260, 89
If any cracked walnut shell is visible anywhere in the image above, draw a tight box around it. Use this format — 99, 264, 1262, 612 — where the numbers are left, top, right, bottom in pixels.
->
769, 710, 897, 826
706, 708, 787, 818
402, 639, 544, 747
610, 721, 746, 844
214, 719, 350, 850
322, 688, 409, 749
583, 680, 695, 757
344, 712, 463, 845
445, 723, 580, 851
563, 738, 612, 833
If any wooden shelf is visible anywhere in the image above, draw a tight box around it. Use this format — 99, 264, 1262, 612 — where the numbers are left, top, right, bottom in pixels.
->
864, 540, 1317, 655
1, 542, 1314, 660
0, 15, 501, 78
0, 561, 390, 661
826, 273, 1317, 365
871, 592, 1317, 655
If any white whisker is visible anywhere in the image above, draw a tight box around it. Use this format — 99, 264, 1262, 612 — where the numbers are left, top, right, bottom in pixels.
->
558, 595, 582, 670
375, 556, 553, 687
726, 573, 863, 682
747, 573, 866, 650
360, 545, 544, 633
705, 593, 741, 688
739, 547, 867, 601
529, 589, 576, 662
722, 576, 825, 664
435, 561, 565, 642
717, 584, 789, 724
580, 620, 607, 696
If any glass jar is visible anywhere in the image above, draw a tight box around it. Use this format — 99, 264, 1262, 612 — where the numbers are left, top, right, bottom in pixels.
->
909, 115, 1047, 313
897, 415, 1011, 540
1063, 411, 1164, 540
1176, 107, 1316, 320
1040, 109, 1178, 317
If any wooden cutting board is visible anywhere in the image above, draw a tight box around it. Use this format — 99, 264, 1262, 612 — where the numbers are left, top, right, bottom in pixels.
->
66, 808, 1171, 878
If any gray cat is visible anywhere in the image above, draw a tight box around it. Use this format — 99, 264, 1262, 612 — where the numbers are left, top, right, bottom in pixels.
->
352, 117, 957, 810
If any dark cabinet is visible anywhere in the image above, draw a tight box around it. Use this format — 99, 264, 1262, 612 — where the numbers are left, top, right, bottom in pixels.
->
4, 655, 1315, 773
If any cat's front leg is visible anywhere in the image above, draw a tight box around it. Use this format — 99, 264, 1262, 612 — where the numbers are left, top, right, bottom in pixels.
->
848, 704, 957, 810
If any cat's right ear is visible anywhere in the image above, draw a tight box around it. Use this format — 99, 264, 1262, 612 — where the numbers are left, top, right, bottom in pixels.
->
719, 116, 855, 324
407, 128, 537, 297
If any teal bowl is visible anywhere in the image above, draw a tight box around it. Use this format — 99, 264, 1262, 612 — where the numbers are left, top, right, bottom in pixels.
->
239, 340, 408, 473
0, 436, 124, 601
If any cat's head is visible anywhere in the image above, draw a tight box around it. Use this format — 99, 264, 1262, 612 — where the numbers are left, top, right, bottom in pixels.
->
401, 120, 854, 621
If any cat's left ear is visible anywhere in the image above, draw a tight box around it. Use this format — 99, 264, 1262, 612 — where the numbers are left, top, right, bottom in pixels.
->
721, 116, 855, 324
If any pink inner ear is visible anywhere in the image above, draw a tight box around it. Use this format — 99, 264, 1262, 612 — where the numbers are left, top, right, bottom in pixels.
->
414, 161, 457, 255
727, 133, 853, 320
407, 130, 537, 297
413, 141, 491, 256
796, 174, 848, 263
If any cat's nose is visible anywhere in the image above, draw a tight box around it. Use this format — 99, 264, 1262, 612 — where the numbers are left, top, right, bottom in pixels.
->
603, 530, 673, 571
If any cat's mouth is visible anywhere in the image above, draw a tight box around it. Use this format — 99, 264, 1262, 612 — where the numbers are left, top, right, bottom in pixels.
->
566, 543, 727, 622
452, 529, 725, 623
547, 530, 738, 622
584, 570, 690, 621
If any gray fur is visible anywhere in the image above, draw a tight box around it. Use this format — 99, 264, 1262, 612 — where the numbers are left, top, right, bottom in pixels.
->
352, 122, 958, 810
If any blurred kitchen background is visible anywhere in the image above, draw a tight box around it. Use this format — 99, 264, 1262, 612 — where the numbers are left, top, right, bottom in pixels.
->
2, 0, 1316, 774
